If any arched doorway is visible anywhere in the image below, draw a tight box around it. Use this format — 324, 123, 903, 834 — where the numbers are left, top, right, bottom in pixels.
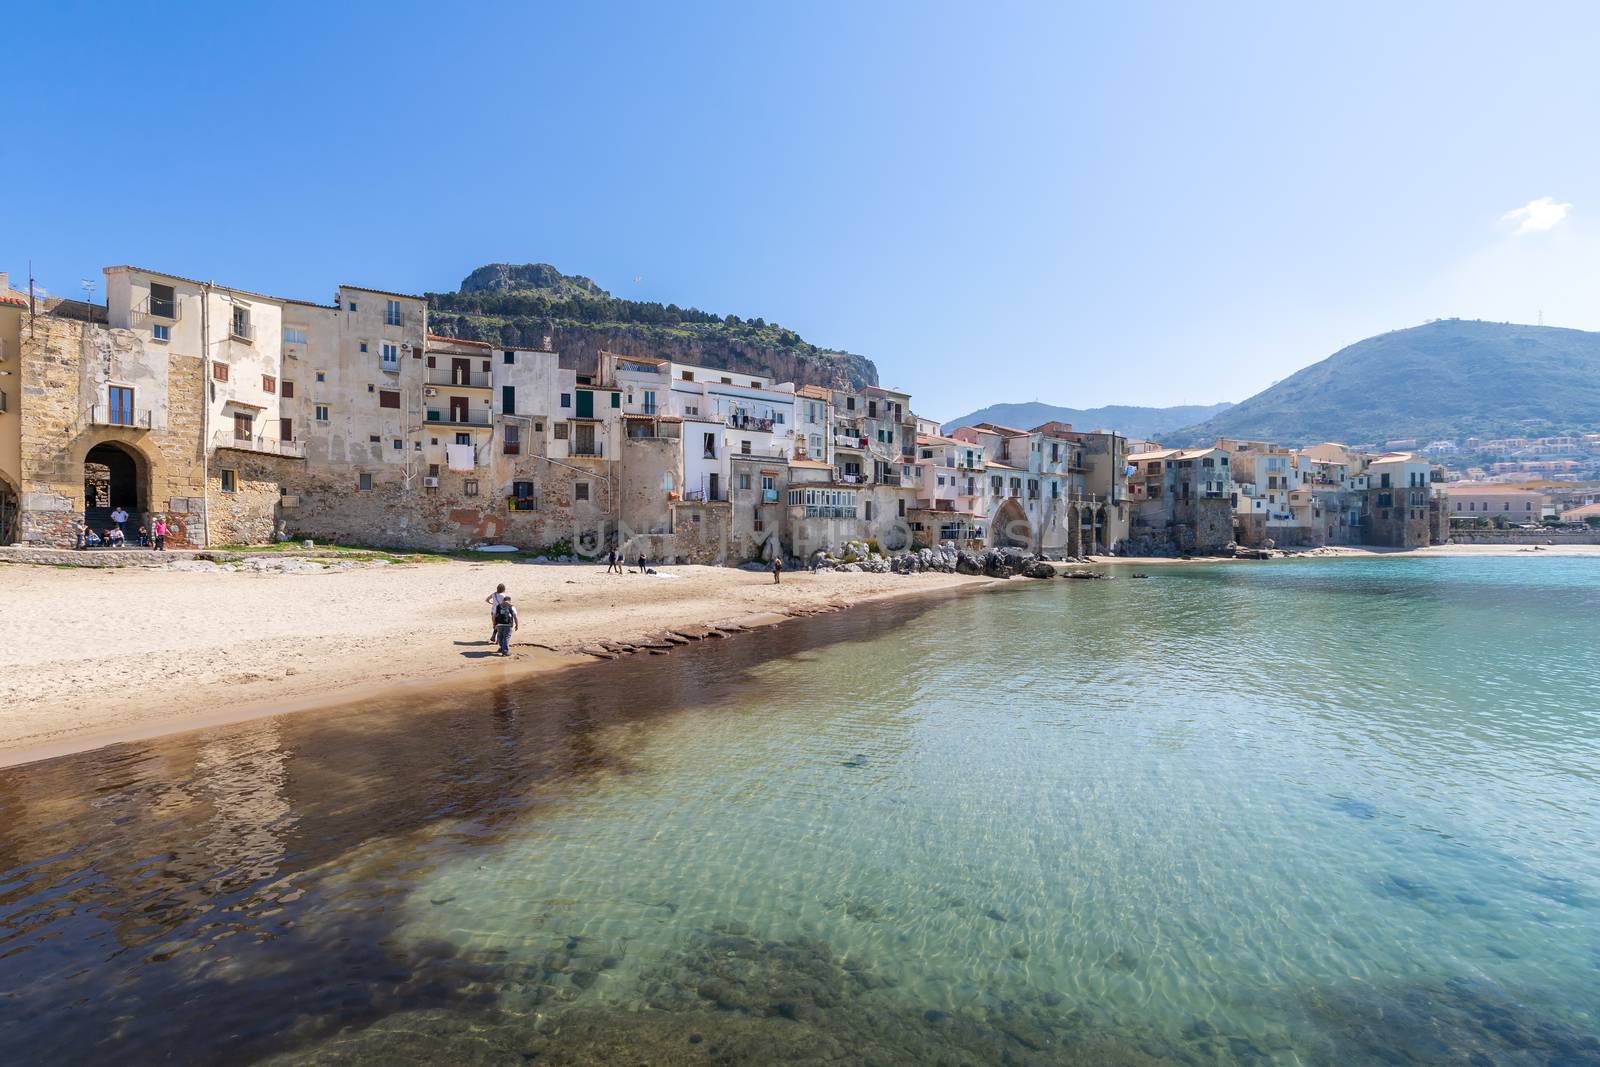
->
988, 497, 1031, 549
0, 472, 17, 545
84, 441, 147, 527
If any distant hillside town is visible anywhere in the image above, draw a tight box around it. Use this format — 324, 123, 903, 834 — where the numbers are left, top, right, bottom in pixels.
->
7, 262, 1593, 560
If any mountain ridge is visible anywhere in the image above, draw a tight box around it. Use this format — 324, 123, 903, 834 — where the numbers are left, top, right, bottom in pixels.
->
1165, 319, 1600, 446
943, 401, 1234, 439
426, 262, 877, 391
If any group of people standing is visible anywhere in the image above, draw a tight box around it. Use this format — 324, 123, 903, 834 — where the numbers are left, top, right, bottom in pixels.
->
78, 507, 169, 551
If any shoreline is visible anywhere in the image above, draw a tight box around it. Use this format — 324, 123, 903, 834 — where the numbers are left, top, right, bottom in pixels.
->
0, 561, 995, 769
1090, 543, 1600, 565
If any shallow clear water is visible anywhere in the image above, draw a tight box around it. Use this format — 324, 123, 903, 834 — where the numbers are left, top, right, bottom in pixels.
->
2, 558, 1599, 1065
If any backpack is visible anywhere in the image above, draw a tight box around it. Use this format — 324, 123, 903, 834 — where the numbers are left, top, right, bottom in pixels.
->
494, 602, 515, 626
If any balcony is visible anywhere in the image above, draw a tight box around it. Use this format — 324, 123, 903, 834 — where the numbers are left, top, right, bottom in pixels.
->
726, 412, 775, 432
89, 403, 152, 429
877, 470, 902, 486
834, 433, 868, 450
213, 430, 305, 458
683, 487, 728, 502
569, 441, 605, 457
425, 368, 492, 389
762, 488, 780, 503
230, 319, 254, 343
129, 294, 181, 330
426, 408, 492, 427
834, 469, 867, 485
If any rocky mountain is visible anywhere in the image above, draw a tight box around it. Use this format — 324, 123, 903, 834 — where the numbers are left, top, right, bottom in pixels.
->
427, 263, 877, 391
1167, 320, 1600, 446
943, 401, 1233, 439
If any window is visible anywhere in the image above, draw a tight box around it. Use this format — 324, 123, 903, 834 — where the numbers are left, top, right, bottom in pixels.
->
220, 469, 237, 493
503, 425, 520, 455
315, 405, 330, 421
464, 479, 479, 497
560, 392, 571, 408
282, 380, 295, 398
502, 385, 516, 415
762, 475, 775, 492
149, 282, 176, 318
739, 473, 752, 490
359, 342, 368, 353
610, 391, 620, 408
385, 299, 402, 326
347, 300, 358, 312
533, 422, 543, 433
283, 326, 306, 345
315, 371, 326, 382
262, 374, 276, 393
721, 376, 732, 384
358, 473, 373, 491
212, 362, 229, 381
233, 411, 254, 440
280, 417, 293, 442
575, 482, 590, 501
369, 434, 381, 443
754, 517, 765, 532
231, 306, 251, 340
379, 389, 400, 409
553, 423, 569, 440
681, 370, 695, 382
393, 438, 403, 450
152, 324, 170, 342
703, 432, 717, 458
381, 342, 400, 367
503, 350, 515, 364
642, 389, 657, 414
740, 440, 752, 455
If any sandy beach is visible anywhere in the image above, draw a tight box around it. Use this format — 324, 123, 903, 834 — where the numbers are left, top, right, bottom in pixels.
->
0, 558, 986, 764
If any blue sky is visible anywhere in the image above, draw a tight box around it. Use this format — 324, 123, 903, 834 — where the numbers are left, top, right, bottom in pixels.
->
8, 1, 1600, 420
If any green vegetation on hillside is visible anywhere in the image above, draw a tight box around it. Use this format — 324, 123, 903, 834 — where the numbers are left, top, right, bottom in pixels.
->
1169, 319, 1600, 446
429, 263, 814, 353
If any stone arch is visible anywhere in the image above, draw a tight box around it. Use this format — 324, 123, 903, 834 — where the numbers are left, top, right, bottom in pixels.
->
69, 430, 165, 516
0, 468, 18, 545
988, 497, 1032, 549
1066, 502, 1083, 558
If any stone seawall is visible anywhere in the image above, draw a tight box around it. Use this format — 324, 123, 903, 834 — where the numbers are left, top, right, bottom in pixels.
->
1449, 528, 1600, 545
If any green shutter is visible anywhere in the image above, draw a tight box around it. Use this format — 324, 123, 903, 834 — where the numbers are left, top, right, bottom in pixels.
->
611, 392, 620, 408
576, 390, 594, 419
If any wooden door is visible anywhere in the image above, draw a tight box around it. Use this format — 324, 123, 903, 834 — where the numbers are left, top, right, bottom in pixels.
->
234, 412, 253, 441
450, 397, 469, 423
452, 358, 470, 385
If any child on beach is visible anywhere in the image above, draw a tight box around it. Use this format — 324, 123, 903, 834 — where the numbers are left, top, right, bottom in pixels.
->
492, 596, 518, 656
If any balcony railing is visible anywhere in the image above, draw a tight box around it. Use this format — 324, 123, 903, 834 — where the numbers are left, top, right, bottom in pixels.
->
726, 413, 775, 432
877, 471, 902, 486
230, 319, 254, 342
213, 430, 305, 458
683, 487, 728, 502
834, 470, 867, 485
130, 294, 181, 329
425, 369, 492, 388
569, 441, 604, 457
89, 404, 152, 429
762, 488, 780, 503
426, 408, 492, 426
834, 433, 868, 450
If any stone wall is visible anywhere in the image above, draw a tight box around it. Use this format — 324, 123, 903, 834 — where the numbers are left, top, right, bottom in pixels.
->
1448, 527, 1600, 545
669, 500, 733, 564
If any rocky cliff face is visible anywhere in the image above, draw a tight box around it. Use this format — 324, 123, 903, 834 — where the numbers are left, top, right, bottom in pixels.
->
459, 263, 606, 298
425, 312, 877, 390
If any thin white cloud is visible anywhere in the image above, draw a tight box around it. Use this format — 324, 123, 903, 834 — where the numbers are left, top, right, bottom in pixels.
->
1502, 196, 1571, 235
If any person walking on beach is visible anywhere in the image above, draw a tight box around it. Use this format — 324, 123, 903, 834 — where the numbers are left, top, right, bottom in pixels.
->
153, 517, 168, 551
637, 551, 649, 574
492, 596, 518, 656
485, 583, 507, 641
606, 547, 621, 574
772, 556, 783, 584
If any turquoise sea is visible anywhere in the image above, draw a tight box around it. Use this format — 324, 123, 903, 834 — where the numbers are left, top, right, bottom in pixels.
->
1, 557, 1598, 1065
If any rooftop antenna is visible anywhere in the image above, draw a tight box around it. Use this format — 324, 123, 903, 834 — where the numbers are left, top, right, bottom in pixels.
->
80, 277, 96, 307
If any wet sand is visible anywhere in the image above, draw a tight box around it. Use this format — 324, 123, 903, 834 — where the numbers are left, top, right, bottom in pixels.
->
0, 559, 986, 765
